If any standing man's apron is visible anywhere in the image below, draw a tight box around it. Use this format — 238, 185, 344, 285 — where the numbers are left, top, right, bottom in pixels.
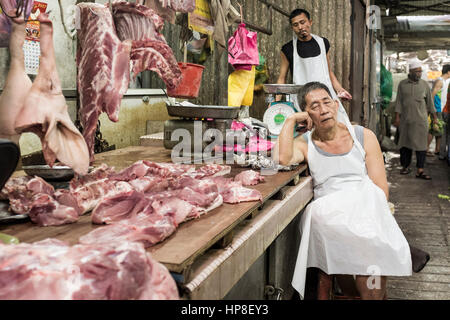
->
291, 121, 412, 299
292, 34, 350, 128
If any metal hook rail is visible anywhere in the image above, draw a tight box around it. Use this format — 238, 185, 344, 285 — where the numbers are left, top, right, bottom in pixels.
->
231, 0, 289, 36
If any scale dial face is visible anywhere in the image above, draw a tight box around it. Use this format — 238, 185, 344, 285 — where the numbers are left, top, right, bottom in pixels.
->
263, 102, 296, 136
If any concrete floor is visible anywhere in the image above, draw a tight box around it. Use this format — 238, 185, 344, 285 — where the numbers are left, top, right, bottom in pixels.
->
384, 149, 450, 300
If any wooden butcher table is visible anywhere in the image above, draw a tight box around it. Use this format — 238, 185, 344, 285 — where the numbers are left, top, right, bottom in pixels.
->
1, 146, 314, 299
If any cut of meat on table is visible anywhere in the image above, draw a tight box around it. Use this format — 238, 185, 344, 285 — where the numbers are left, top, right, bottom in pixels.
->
69, 163, 115, 190
91, 190, 148, 224
0, 239, 179, 300
68, 163, 134, 215
28, 194, 79, 227
0, 15, 31, 144
128, 176, 169, 193
91, 174, 223, 227
234, 170, 265, 186
14, 13, 89, 175
208, 176, 263, 204
110, 160, 194, 181
151, 161, 195, 177
70, 178, 133, 215
53, 189, 83, 216
112, 2, 182, 90
184, 164, 232, 179
91, 188, 202, 226
169, 176, 221, 208
76, 3, 132, 162
109, 160, 151, 181
79, 213, 177, 249
151, 197, 195, 226
0, 176, 54, 214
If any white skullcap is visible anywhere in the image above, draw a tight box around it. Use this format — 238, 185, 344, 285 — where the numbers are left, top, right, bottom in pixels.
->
408, 59, 422, 70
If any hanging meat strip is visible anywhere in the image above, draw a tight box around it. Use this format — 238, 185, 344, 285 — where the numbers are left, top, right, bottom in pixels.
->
76, 3, 132, 162
112, 1, 181, 89
14, 13, 89, 174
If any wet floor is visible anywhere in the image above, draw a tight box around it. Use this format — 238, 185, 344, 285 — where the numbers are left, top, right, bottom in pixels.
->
385, 147, 450, 300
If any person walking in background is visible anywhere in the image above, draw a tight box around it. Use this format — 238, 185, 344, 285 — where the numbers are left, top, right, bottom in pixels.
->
428, 65, 450, 157
443, 78, 450, 166
394, 60, 438, 180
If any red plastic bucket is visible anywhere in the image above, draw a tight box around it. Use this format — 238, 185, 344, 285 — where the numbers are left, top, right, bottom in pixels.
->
167, 62, 205, 99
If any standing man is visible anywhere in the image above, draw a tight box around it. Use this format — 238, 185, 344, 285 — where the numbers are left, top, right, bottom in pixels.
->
443, 79, 450, 166
436, 65, 450, 163
427, 64, 450, 157
394, 60, 438, 180
276, 8, 352, 121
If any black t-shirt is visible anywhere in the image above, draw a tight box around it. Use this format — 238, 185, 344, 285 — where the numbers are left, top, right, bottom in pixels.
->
281, 37, 330, 75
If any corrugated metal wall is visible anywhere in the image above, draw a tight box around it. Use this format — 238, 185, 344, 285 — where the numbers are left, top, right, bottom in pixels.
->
157, 0, 353, 119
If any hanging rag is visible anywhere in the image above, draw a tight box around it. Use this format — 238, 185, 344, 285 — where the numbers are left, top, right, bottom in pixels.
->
141, 0, 176, 24
228, 66, 255, 107
209, 0, 233, 53
188, 0, 214, 50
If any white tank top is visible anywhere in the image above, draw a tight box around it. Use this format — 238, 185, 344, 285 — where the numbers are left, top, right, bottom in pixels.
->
306, 124, 367, 200
441, 77, 450, 108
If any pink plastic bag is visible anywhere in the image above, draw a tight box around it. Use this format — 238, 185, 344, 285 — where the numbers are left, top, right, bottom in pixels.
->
228, 23, 259, 67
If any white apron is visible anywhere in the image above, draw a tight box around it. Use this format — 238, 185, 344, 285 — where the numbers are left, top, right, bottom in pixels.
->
292, 34, 349, 127
291, 122, 412, 299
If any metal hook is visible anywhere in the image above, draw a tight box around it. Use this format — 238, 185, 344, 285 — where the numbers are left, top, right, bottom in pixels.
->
236, 2, 243, 24
89, 7, 98, 16
0, 0, 24, 19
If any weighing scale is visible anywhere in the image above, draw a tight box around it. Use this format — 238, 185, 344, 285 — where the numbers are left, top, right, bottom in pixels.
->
262, 84, 304, 139
163, 103, 240, 158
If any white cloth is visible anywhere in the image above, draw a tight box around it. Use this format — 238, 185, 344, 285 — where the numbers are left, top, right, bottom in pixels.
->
441, 77, 450, 109
292, 34, 350, 127
291, 122, 412, 299
408, 59, 422, 70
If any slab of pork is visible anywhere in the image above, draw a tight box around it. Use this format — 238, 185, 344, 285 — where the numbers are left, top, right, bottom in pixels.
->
76, 3, 132, 162
0, 239, 179, 299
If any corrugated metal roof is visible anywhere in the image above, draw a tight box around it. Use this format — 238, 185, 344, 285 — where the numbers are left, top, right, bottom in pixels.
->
376, 0, 450, 16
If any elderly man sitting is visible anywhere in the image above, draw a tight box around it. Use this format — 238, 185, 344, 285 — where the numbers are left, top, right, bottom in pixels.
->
274, 82, 412, 300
